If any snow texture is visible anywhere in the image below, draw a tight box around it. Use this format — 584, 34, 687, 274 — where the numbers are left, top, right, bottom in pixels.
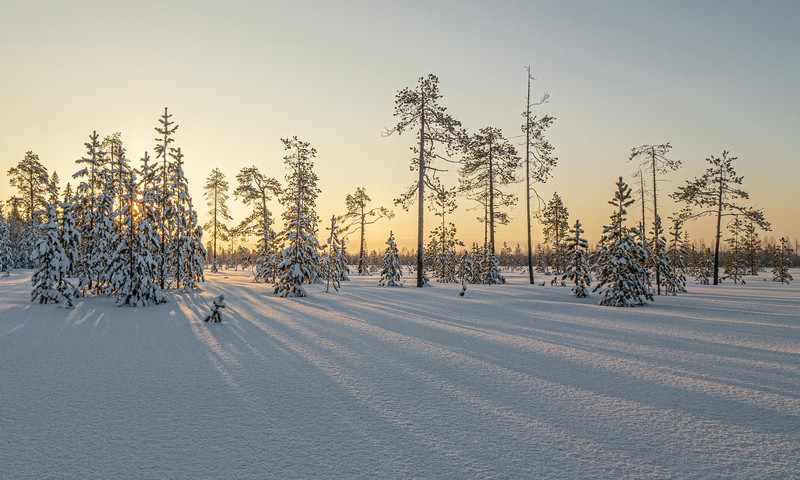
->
1, 270, 799, 479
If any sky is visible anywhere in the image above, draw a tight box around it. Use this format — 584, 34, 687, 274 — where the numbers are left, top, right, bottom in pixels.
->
1, 0, 798, 252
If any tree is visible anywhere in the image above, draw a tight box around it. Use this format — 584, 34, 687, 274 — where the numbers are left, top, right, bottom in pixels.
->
629, 143, 680, 294
234, 166, 281, 283
47, 172, 60, 208
339, 187, 393, 275
522, 67, 558, 284
665, 218, 688, 295
562, 220, 591, 297
423, 177, 461, 283
31, 205, 76, 307
274, 137, 322, 298
153, 107, 179, 289
459, 126, 520, 256
538, 192, 569, 274
387, 74, 463, 287
649, 215, 675, 293
8, 151, 50, 226
168, 148, 206, 291
322, 215, 349, 292
741, 220, 762, 275
481, 243, 505, 285
108, 169, 165, 307
204, 168, 232, 273
593, 177, 653, 307
0, 209, 13, 276
379, 231, 402, 286
772, 237, 793, 284
671, 151, 770, 285
723, 215, 745, 284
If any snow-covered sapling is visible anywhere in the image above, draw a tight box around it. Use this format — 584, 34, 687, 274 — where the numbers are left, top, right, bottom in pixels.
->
204, 294, 226, 322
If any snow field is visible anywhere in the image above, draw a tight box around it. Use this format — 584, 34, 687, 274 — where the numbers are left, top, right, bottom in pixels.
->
1, 270, 798, 479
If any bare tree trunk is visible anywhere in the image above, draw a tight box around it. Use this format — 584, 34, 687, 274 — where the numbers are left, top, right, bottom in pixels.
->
525, 70, 534, 284
713, 165, 724, 285
416, 96, 426, 287
488, 134, 495, 256
358, 203, 366, 275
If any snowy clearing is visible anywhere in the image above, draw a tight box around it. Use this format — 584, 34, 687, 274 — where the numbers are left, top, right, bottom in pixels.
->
1, 270, 799, 479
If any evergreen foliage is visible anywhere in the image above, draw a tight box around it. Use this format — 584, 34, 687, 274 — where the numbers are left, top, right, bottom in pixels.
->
593, 177, 653, 307
274, 137, 322, 298
234, 166, 281, 283
539, 192, 569, 274
168, 148, 206, 291
0, 210, 13, 276
772, 237, 793, 284
31, 205, 76, 307
379, 231, 402, 286
322, 215, 349, 292
339, 187, 393, 275
665, 218, 688, 295
204, 167, 232, 273
562, 220, 591, 297
388, 74, 463, 287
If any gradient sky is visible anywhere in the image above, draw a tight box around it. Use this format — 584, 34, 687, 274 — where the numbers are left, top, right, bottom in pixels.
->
2, 1, 798, 252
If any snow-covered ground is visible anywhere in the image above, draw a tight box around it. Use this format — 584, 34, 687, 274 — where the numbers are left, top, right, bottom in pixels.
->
1, 270, 798, 479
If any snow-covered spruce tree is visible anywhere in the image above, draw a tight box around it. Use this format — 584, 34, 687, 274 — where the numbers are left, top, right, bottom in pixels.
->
538, 192, 570, 274
665, 218, 688, 295
274, 137, 322, 298
108, 169, 165, 307
168, 148, 206, 291
694, 248, 713, 285
0, 210, 12, 276
521, 67, 558, 284
153, 107, 179, 289
234, 166, 281, 283
482, 242, 505, 284
15, 225, 41, 269
31, 205, 76, 307
80, 169, 117, 295
71, 131, 108, 292
423, 178, 462, 283
741, 220, 761, 276
723, 215, 745, 284
772, 237, 793, 284
322, 215, 348, 292
648, 215, 674, 294
593, 177, 653, 307
456, 249, 476, 284
203, 167, 232, 273
379, 231, 403, 286
562, 220, 591, 297
339, 187, 393, 275
387, 74, 463, 287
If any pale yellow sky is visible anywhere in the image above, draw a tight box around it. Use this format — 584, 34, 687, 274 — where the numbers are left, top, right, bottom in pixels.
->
1, 1, 798, 252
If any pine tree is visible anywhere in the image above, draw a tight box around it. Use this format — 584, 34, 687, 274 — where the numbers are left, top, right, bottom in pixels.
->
0, 209, 13, 276
423, 178, 461, 283
724, 215, 746, 284
339, 187, 393, 275
741, 220, 761, 276
482, 243, 505, 285
379, 231, 402, 286
274, 137, 322, 298
772, 237, 793, 284
562, 220, 591, 297
203, 168, 232, 273
8, 151, 50, 226
522, 67, 558, 284
108, 169, 165, 307
665, 218, 688, 295
387, 74, 463, 287
31, 205, 76, 307
234, 166, 281, 283
322, 215, 348, 292
538, 192, 569, 274
648, 215, 674, 294
593, 177, 653, 307
168, 148, 206, 291
459, 127, 520, 258
153, 107, 179, 289
456, 249, 476, 284
672, 151, 770, 285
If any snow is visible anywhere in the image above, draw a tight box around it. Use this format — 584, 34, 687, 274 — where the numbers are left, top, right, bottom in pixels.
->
1, 270, 798, 479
